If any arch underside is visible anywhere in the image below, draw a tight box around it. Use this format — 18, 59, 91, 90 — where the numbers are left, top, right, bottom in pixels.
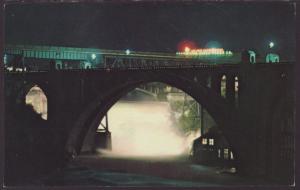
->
66, 71, 238, 157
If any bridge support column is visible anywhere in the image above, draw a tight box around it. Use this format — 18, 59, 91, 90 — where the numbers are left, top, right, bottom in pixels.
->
211, 74, 221, 95
47, 71, 89, 166
81, 112, 113, 153
46, 72, 70, 167
226, 74, 235, 105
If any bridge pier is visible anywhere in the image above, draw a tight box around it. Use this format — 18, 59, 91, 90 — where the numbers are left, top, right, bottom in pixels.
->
232, 65, 294, 184
211, 74, 221, 95
226, 74, 235, 105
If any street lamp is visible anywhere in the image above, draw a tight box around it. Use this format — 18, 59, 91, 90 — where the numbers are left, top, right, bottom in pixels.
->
269, 42, 274, 48
126, 49, 131, 55
91, 53, 96, 60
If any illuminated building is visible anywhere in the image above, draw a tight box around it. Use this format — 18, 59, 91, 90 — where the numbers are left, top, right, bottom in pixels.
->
176, 48, 233, 57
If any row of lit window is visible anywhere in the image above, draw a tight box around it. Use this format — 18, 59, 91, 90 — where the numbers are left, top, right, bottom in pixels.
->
218, 148, 234, 160
201, 138, 234, 160
202, 138, 214, 146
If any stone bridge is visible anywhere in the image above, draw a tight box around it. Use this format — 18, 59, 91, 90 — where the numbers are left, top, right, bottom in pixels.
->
4, 63, 294, 183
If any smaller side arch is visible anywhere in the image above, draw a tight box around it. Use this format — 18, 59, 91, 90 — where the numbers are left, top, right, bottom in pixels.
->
25, 85, 48, 120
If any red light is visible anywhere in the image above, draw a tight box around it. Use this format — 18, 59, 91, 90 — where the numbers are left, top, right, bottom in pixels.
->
177, 40, 198, 52
184, 46, 190, 52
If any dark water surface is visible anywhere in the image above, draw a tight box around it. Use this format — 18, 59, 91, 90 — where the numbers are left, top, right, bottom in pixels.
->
41, 154, 270, 187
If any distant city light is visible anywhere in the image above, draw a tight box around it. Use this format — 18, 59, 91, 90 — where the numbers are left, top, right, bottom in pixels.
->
269, 42, 274, 48
184, 46, 191, 52
176, 48, 233, 57
126, 49, 131, 55
91, 53, 96, 60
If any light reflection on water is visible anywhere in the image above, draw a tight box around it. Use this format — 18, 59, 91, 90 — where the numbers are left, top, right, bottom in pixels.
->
100, 101, 194, 157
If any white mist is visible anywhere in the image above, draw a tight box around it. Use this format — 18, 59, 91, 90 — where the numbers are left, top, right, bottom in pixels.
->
100, 101, 192, 157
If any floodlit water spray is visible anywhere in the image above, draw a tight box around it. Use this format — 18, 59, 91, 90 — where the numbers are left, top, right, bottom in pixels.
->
98, 101, 194, 157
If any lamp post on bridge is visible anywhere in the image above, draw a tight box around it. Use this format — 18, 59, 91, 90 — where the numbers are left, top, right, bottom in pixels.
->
266, 41, 280, 63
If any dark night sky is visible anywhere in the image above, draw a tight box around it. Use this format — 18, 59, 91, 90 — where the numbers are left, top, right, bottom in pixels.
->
4, 2, 296, 59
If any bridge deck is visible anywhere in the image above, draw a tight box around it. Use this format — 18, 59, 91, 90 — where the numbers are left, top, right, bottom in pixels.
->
5, 44, 189, 61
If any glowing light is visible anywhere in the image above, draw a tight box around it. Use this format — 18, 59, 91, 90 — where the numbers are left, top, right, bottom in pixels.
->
125, 49, 131, 55
184, 46, 190, 52
202, 138, 207, 145
177, 40, 197, 52
177, 48, 233, 57
269, 42, 274, 48
266, 53, 280, 63
91, 53, 96, 60
205, 41, 221, 48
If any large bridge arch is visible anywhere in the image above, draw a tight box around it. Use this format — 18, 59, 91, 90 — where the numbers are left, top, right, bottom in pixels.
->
65, 71, 240, 161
